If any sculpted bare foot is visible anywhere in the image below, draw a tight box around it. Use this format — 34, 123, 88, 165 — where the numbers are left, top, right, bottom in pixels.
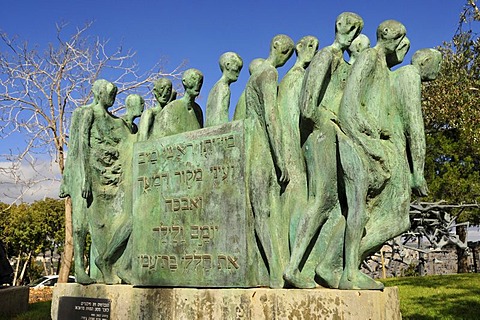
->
95, 256, 115, 284
283, 267, 316, 289
339, 270, 384, 290
75, 272, 95, 285
117, 268, 132, 284
315, 263, 342, 289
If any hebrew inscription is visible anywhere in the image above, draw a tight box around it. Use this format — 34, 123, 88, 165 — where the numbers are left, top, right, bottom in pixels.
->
131, 121, 258, 287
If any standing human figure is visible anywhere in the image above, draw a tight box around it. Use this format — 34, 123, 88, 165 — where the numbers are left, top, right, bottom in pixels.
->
284, 12, 364, 289
138, 78, 174, 141
233, 58, 265, 121
358, 48, 442, 263
337, 20, 407, 290
121, 94, 145, 134
59, 80, 107, 284
157, 69, 204, 138
277, 35, 318, 259
206, 52, 243, 127
96, 94, 146, 284
79, 79, 134, 284
347, 34, 370, 65
245, 34, 293, 288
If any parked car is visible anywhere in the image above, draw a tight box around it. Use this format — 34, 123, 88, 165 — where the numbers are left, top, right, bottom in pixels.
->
29, 275, 76, 288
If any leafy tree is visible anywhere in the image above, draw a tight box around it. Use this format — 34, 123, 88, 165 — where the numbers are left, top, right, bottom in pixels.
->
0, 199, 66, 283
421, 0, 480, 272
0, 22, 184, 281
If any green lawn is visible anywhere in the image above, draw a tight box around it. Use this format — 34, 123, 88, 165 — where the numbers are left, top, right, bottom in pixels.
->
0, 301, 51, 320
382, 273, 480, 320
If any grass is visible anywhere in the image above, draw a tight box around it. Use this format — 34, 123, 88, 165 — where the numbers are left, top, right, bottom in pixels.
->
0, 301, 51, 320
382, 273, 480, 320
3, 274, 480, 319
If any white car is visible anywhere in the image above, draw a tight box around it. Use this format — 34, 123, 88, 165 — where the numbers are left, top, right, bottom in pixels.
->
29, 275, 76, 288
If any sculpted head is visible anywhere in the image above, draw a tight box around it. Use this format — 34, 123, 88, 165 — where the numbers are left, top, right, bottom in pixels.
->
153, 78, 173, 107
92, 79, 117, 109
248, 58, 265, 75
269, 34, 295, 68
412, 48, 443, 81
296, 36, 319, 67
125, 94, 144, 119
347, 33, 370, 64
219, 52, 243, 83
182, 68, 203, 97
335, 12, 364, 49
376, 20, 407, 54
386, 36, 411, 68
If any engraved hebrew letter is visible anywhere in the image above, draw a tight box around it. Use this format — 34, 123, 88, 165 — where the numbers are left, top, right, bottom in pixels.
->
203, 254, 212, 271
194, 253, 202, 270
169, 255, 178, 271
165, 199, 173, 212
228, 256, 240, 269
173, 198, 181, 211
217, 254, 227, 270
182, 254, 193, 270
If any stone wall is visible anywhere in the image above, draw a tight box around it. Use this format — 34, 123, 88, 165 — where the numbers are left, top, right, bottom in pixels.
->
0, 286, 29, 317
363, 242, 480, 278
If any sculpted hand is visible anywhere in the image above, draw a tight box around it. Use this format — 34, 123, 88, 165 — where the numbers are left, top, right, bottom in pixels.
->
411, 173, 428, 197
82, 179, 92, 199
279, 163, 290, 184
59, 183, 69, 198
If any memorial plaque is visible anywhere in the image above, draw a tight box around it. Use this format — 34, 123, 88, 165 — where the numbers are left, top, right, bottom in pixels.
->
57, 297, 110, 320
131, 121, 261, 287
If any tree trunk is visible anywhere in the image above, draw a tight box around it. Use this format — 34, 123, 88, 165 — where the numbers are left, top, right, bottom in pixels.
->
58, 197, 73, 282
456, 224, 469, 273
13, 253, 21, 285
42, 254, 48, 275
18, 252, 31, 285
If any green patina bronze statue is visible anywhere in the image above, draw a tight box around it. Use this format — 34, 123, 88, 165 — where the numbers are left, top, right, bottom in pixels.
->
61, 13, 440, 290
337, 20, 407, 290
277, 35, 318, 272
156, 69, 204, 138
245, 34, 294, 288
233, 58, 264, 121
284, 12, 364, 289
347, 33, 370, 65
138, 78, 175, 141
206, 52, 243, 127
121, 94, 145, 134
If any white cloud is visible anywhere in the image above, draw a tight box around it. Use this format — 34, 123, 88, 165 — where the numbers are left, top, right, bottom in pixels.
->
0, 159, 61, 203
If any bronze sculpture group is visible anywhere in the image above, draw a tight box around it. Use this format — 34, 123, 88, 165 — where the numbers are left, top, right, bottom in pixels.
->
60, 12, 442, 290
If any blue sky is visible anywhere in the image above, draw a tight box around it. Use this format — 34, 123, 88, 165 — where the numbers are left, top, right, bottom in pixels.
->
2, 0, 467, 117
0, 0, 472, 201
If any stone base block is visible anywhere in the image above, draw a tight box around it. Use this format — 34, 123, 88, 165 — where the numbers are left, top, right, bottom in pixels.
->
52, 284, 401, 319
0, 286, 29, 317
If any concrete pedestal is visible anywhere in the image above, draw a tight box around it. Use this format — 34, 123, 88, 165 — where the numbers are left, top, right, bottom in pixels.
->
0, 286, 29, 317
52, 284, 401, 319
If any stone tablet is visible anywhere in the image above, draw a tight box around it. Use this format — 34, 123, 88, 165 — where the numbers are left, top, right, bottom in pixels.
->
131, 120, 261, 287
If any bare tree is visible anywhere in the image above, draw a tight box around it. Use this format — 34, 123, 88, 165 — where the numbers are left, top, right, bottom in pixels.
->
0, 21, 185, 282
